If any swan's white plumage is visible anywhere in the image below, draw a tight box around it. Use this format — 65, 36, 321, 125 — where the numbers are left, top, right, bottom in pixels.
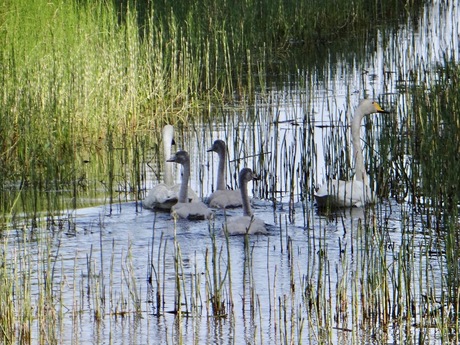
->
315, 100, 389, 209
168, 151, 213, 220
143, 125, 198, 210
207, 140, 243, 208
315, 179, 369, 208
223, 168, 267, 235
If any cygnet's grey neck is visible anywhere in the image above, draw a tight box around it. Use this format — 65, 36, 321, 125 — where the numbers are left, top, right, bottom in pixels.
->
240, 175, 252, 217
216, 148, 227, 191
178, 161, 190, 203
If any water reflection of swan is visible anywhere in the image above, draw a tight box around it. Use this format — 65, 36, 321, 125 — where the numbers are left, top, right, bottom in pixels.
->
223, 168, 267, 235
315, 100, 390, 208
167, 150, 213, 220
143, 125, 198, 210
207, 140, 243, 208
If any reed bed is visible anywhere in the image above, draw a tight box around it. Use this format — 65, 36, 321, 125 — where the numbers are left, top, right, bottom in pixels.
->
1, 0, 425, 218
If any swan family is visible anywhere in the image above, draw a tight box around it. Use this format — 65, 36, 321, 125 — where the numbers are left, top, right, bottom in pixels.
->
144, 99, 389, 232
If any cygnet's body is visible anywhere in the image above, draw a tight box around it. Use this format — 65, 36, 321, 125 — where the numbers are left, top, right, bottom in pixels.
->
315, 100, 390, 209
207, 140, 243, 208
143, 125, 198, 210
167, 151, 213, 220
223, 168, 267, 235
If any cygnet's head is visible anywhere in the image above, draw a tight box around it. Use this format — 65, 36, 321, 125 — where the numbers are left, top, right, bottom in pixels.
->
167, 150, 190, 165
207, 140, 226, 154
239, 168, 258, 185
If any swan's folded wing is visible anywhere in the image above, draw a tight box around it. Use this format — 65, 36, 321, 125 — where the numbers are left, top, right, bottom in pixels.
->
223, 216, 267, 235
171, 201, 213, 220
208, 189, 243, 208
143, 184, 178, 210
315, 179, 367, 208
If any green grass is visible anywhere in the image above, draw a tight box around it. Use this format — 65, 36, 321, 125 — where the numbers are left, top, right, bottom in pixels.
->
408, 61, 460, 326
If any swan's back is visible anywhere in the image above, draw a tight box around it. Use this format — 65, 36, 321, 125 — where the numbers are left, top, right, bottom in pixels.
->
315, 179, 373, 208
224, 215, 267, 235
144, 184, 199, 210
144, 184, 179, 210
171, 201, 213, 220
208, 189, 243, 208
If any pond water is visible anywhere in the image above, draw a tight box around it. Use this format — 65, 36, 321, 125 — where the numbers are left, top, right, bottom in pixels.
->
7, 1, 460, 344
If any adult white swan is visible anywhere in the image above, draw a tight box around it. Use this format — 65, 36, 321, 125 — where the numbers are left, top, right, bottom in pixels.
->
315, 99, 389, 208
223, 168, 267, 235
143, 125, 198, 210
207, 140, 243, 208
167, 150, 213, 220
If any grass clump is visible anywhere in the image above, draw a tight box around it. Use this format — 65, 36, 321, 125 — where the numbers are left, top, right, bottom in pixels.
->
412, 61, 460, 218
413, 60, 460, 320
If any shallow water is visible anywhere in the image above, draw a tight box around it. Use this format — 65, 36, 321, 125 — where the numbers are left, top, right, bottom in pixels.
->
16, 197, 443, 343
7, 0, 460, 344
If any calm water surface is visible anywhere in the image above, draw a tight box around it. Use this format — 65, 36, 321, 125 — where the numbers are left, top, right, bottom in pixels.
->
11, 1, 460, 343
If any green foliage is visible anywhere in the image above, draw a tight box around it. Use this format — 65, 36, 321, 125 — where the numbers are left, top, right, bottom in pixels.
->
408, 60, 460, 310
412, 61, 460, 218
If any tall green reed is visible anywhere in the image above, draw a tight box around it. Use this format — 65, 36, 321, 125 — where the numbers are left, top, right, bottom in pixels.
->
407, 60, 460, 332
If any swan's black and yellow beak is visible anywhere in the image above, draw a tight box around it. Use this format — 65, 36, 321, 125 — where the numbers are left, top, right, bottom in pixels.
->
373, 101, 390, 114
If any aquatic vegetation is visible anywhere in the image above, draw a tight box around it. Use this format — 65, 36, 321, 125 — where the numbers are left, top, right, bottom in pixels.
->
0, 0, 426, 219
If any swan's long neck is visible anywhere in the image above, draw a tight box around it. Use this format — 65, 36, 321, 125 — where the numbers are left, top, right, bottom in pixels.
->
351, 108, 367, 184
163, 128, 174, 186
216, 149, 227, 191
240, 178, 253, 217
178, 161, 190, 203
